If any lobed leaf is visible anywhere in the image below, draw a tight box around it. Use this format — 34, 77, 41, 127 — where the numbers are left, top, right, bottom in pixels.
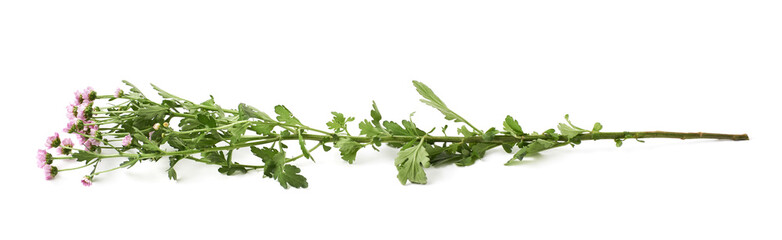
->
395, 139, 431, 185
274, 105, 302, 126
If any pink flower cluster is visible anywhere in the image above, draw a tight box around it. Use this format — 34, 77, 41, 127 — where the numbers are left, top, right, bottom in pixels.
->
63, 87, 104, 152
67, 87, 97, 121
38, 86, 107, 184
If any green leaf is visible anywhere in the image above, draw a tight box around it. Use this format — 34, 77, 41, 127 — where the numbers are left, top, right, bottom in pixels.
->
119, 158, 139, 169
412, 80, 467, 124
326, 112, 354, 133
457, 126, 476, 138
278, 164, 308, 189
262, 150, 308, 189
167, 168, 178, 180
395, 139, 431, 185
229, 122, 251, 144
592, 122, 603, 132
196, 113, 217, 128
141, 143, 163, 153
482, 127, 499, 141
150, 83, 182, 100
358, 120, 384, 137
132, 132, 151, 145
335, 138, 364, 164
557, 123, 584, 139
251, 146, 277, 162
217, 165, 248, 175
167, 136, 188, 151
505, 139, 557, 165
274, 105, 302, 125
502, 143, 513, 153
204, 151, 227, 164
249, 123, 275, 136
503, 115, 524, 137
122, 80, 144, 95
298, 129, 312, 160
455, 143, 495, 167
238, 103, 274, 122
136, 105, 168, 124
401, 120, 425, 136
383, 121, 409, 136
72, 151, 98, 162
370, 101, 382, 128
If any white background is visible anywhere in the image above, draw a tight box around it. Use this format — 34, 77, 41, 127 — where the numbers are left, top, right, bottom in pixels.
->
1, 1, 780, 239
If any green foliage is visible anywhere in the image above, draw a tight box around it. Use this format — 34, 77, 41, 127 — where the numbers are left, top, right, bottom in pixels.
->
505, 139, 558, 165
72, 151, 98, 162
593, 122, 603, 132
503, 115, 524, 137
249, 123, 274, 136
455, 143, 496, 167
298, 129, 312, 160
122, 80, 145, 96
327, 112, 355, 134
557, 123, 584, 140
557, 114, 603, 140
196, 113, 217, 128
150, 83, 182, 100
370, 101, 383, 128
274, 105, 301, 126
483, 127, 499, 141
167, 136, 188, 150
335, 138, 364, 164
239, 103, 274, 122
412, 80, 465, 123
255, 147, 307, 189
383, 121, 409, 136
395, 139, 431, 185
358, 120, 384, 138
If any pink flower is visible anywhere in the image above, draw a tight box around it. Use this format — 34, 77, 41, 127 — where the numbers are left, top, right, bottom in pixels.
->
76, 103, 93, 120
74, 91, 85, 104
45, 132, 61, 149
44, 165, 58, 180
83, 138, 100, 151
66, 103, 78, 119
64, 120, 77, 133
76, 134, 88, 145
114, 88, 123, 98
76, 104, 87, 120
83, 139, 91, 150
83, 86, 96, 102
81, 176, 92, 187
37, 149, 50, 168
81, 120, 95, 133
122, 134, 132, 147
58, 138, 74, 155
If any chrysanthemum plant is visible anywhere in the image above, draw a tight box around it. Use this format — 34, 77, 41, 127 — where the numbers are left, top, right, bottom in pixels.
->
38, 81, 749, 188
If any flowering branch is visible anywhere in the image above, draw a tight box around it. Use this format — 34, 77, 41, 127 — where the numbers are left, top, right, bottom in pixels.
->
36, 81, 749, 188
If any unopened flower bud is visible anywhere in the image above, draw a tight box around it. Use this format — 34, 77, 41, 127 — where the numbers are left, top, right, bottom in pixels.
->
153, 123, 161, 130
163, 122, 169, 128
